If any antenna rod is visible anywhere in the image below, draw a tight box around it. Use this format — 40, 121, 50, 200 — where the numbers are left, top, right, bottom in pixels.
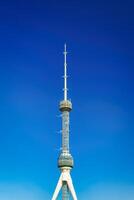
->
64, 43, 67, 101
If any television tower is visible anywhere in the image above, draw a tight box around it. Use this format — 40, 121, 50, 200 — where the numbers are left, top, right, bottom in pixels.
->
51, 44, 78, 200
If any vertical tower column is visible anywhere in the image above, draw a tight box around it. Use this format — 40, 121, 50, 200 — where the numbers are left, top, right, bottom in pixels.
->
62, 111, 69, 153
59, 101, 72, 200
62, 181, 69, 200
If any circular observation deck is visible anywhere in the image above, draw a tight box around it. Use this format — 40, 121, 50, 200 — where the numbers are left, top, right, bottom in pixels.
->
58, 153, 74, 168
59, 100, 72, 112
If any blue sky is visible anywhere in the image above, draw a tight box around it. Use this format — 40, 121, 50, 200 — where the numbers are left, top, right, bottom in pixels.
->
0, 0, 134, 199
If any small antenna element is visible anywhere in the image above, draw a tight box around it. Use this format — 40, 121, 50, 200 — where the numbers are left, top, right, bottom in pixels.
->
63, 43, 67, 101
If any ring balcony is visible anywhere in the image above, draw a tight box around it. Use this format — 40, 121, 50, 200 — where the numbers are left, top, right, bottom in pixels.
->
58, 153, 74, 168
59, 100, 72, 112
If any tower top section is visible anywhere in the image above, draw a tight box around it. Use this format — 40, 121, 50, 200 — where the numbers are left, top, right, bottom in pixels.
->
59, 44, 72, 112
63, 43, 68, 101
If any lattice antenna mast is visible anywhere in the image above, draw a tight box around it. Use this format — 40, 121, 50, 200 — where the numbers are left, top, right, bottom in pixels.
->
64, 43, 68, 101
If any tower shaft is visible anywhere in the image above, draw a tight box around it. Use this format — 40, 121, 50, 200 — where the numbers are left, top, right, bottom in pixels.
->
62, 182, 69, 200
62, 111, 69, 153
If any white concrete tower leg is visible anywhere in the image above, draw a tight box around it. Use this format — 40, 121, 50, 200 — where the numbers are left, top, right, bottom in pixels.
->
51, 174, 62, 200
67, 173, 78, 200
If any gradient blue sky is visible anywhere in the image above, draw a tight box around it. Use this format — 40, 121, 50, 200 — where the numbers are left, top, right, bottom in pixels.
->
0, 0, 134, 199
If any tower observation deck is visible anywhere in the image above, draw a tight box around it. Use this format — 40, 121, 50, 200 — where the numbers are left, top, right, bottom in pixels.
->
51, 44, 78, 200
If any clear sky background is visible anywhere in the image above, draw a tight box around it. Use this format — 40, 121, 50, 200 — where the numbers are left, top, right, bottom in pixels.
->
0, 0, 134, 199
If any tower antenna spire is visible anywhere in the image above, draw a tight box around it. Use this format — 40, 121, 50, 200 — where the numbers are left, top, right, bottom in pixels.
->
63, 43, 68, 101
